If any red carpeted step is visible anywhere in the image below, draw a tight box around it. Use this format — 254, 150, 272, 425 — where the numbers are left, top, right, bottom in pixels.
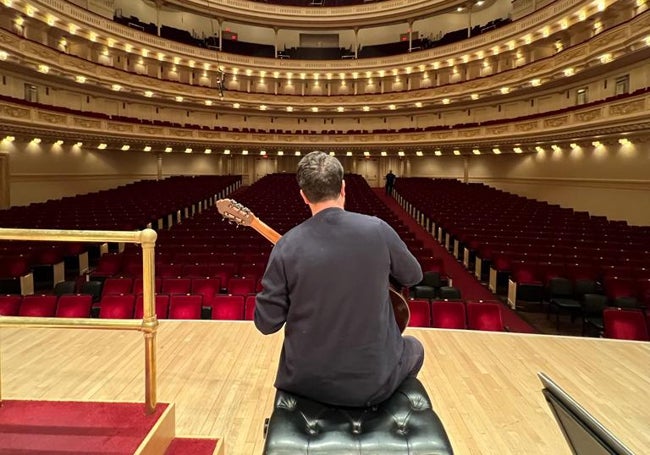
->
0, 400, 168, 454
164, 437, 221, 455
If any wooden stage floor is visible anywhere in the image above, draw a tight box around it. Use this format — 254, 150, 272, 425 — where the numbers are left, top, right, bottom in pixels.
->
1, 321, 649, 454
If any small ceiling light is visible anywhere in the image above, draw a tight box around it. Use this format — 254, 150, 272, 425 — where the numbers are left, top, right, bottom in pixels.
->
415, 151, 423, 156
311, 107, 319, 113
205, 100, 213, 106
175, 96, 183, 102
277, 151, 284, 156
514, 147, 523, 153
471, 94, 479, 100
223, 149, 230, 155
564, 68, 575, 77
233, 103, 240, 109
472, 149, 481, 155
53, 140, 63, 146
380, 151, 387, 156
363, 151, 370, 156
31, 138, 42, 144
121, 145, 130, 151
442, 98, 450, 104
294, 151, 301, 156
388, 104, 396, 110
434, 150, 442, 156
329, 152, 336, 156
111, 84, 122, 91
531, 78, 541, 86
618, 138, 631, 145
337, 107, 345, 112
185, 148, 192, 153
535, 146, 545, 152
75, 142, 83, 147
3, 135, 15, 142
453, 150, 461, 156
551, 145, 561, 152
143, 146, 152, 152
286, 106, 293, 112
164, 147, 172, 153
37, 64, 49, 74
600, 53, 612, 64
242, 150, 249, 155
346, 151, 352, 156
260, 150, 266, 156
398, 151, 405, 157
500, 87, 510, 94
363, 106, 370, 112
204, 148, 212, 154
570, 143, 579, 149
0, 51, 7, 60
415, 102, 423, 108
75, 75, 86, 84
592, 141, 602, 147
97, 143, 107, 149
492, 148, 501, 154
144, 91, 154, 97
260, 105, 267, 111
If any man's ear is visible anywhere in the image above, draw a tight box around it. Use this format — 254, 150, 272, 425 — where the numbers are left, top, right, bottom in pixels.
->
340, 179, 346, 198
300, 189, 310, 205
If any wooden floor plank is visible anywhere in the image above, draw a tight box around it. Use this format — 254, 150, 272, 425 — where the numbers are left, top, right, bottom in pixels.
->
1, 321, 648, 454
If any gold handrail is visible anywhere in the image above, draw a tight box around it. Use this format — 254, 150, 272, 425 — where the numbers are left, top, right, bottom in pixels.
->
0, 227, 159, 414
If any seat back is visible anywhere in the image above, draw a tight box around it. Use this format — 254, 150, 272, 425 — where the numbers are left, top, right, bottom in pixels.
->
54, 280, 77, 297
466, 302, 503, 331
99, 294, 136, 319
56, 294, 92, 318
547, 277, 573, 299
431, 300, 466, 329
0, 294, 22, 316
603, 308, 649, 341
161, 278, 192, 295
407, 299, 431, 327
211, 295, 245, 320
101, 277, 133, 297
19, 295, 58, 317
168, 294, 203, 319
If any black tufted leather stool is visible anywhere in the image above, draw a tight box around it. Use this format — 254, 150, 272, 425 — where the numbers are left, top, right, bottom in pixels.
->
262, 377, 454, 454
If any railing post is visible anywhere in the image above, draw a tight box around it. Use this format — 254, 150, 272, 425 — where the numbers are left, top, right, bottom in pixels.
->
140, 228, 158, 414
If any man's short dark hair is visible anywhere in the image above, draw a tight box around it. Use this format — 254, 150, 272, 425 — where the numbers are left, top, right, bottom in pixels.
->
297, 151, 344, 203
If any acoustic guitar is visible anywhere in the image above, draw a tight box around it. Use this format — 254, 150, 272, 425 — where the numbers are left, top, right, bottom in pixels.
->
215, 198, 411, 332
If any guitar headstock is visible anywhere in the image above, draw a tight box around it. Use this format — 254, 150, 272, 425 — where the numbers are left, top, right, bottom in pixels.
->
216, 199, 256, 227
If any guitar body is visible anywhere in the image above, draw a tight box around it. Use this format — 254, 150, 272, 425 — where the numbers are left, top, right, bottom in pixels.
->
216, 198, 411, 332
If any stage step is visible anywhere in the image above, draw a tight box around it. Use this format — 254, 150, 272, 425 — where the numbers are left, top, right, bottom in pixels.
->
164, 436, 223, 454
0, 400, 221, 454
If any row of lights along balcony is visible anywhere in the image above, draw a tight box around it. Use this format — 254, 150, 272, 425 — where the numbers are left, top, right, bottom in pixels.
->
19, 53, 619, 112
3, 0, 627, 85
3, 136, 634, 155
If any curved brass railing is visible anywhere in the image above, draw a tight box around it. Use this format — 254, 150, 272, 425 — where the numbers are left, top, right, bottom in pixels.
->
0, 227, 159, 414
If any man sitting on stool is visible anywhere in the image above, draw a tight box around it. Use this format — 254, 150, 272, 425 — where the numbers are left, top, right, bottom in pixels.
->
255, 151, 424, 408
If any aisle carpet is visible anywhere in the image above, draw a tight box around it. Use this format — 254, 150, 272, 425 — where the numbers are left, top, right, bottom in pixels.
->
375, 189, 538, 334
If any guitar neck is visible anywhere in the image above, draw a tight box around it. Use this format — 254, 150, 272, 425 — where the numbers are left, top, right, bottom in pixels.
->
250, 217, 282, 245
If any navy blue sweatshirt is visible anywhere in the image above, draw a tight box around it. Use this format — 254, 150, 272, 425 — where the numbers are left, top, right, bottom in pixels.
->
255, 207, 422, 406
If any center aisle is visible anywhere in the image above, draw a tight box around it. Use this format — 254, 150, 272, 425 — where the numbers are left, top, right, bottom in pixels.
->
374, 188, 538, 333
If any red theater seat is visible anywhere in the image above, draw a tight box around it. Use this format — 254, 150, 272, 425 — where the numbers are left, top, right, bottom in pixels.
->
431, 300, 466, 329
99, 294, 135, 319
466, 302, 505, 332
0, 295, 22, 316
134, 294, 170, 319
56, 294, 92, 318
210, 295, 245, 320
19, 295, 57, 317
168, 294, 203, 319
406, 299, 431, 327
603, 308, 649, 341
